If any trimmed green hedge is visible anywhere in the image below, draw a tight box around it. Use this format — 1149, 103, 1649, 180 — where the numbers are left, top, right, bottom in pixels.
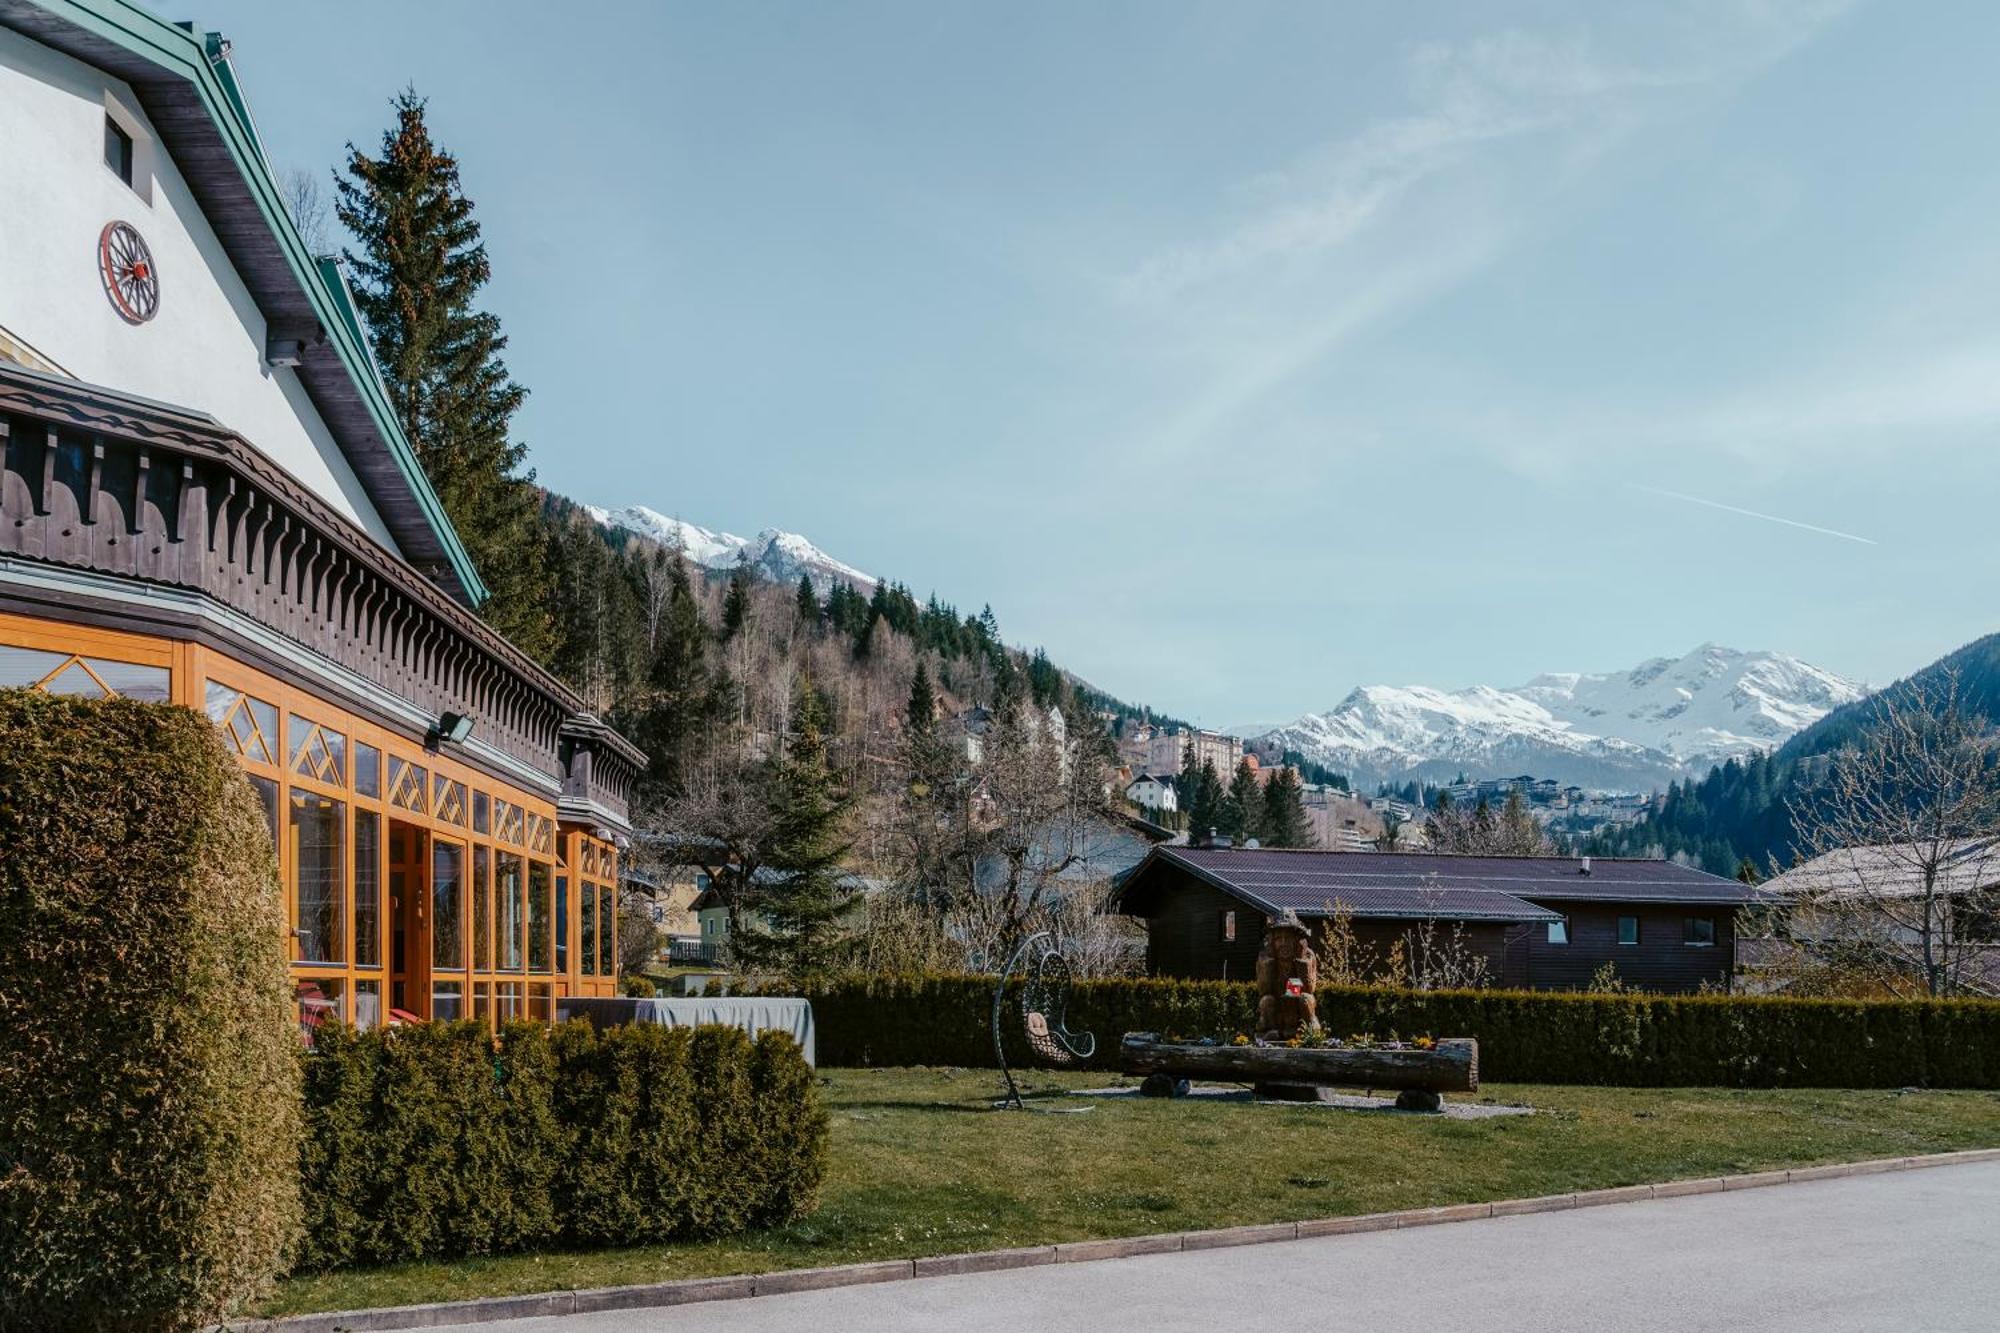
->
774, 973, 2000, 1088
0, 692, 301, 1332
297, 1020, 826, 1270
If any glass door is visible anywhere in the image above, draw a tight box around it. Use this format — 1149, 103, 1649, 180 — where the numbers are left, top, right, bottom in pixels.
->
430, 836, 468, 1020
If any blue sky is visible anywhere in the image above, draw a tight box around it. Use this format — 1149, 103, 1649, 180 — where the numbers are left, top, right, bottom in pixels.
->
156, 1, 2000, 725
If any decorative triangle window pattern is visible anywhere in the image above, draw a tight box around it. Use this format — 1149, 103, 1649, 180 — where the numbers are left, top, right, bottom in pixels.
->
494, 799, 525, 847
203, 681, 279, 765
1, 645, 170, 702
388, 757, 429, 815
289, 714, 347, 786
433, 775, 467, 827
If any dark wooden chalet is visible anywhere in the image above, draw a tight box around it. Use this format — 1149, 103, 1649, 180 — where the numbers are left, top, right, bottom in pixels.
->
1110, 847, 1764, 993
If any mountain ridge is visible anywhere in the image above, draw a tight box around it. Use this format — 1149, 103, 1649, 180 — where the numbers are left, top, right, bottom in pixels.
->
1258, 644, 1865, 792
585, 503, 877, 592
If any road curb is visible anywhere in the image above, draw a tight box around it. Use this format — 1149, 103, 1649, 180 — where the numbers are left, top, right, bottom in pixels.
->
231, 1147, 2000, 1332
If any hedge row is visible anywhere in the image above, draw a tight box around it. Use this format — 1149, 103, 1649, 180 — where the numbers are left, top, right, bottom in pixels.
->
777, 973, 2000, 1088
297, 1020, 827, 1271
0, 693, 300, 1333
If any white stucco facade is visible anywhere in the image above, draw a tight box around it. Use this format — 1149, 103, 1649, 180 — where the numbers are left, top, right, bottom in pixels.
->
0, 25, 398, 550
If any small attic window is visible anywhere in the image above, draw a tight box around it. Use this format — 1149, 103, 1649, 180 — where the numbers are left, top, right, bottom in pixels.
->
104, 114, 133, 186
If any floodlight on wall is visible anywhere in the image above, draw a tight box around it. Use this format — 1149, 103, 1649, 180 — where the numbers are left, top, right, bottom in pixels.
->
426, 711, 476, 751
265, 337, 305, 367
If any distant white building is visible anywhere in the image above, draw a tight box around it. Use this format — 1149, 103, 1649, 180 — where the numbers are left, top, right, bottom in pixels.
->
1125, 773, 1179, 815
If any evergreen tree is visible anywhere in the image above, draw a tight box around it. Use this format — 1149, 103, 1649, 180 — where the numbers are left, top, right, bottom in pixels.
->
720, 565, 752, 642
1224, 757, 1266, 843
905, 659, 939, 735
1261, 767, 1313, 848
1180, 749, 1225, 842
336, 91, 555, 659
794, 573, 821, 630
733, 678, 855, 979
634, 551, 710, 798
1026, 648, 1064, 709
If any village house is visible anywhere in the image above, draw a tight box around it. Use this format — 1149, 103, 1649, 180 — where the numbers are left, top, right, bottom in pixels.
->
1111, 846, 1762, 992
0, 1, 645, 1034
1124, 771, 1179, 816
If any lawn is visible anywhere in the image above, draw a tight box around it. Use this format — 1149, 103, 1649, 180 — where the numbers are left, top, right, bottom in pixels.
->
263, 1069, 2000, 1317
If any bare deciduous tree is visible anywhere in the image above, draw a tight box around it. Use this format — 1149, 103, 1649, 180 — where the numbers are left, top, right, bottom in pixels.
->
1312, 881, 1493, 991
1769, 672, 2000, 997
281, 168, 332, 254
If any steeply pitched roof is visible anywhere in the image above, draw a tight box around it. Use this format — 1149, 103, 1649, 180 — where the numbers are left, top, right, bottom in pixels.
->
0, 0, 485, 603
1113, 846, 1761, 923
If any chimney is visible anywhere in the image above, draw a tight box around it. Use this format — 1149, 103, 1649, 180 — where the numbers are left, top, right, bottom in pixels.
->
1579, 855, 1592, 876
1200, 827, 1233, 850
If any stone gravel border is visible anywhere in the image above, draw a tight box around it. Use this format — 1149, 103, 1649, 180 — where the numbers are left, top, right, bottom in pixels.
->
227, 1147, 2000, 1332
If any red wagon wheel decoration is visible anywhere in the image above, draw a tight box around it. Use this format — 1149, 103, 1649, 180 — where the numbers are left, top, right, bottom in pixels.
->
98, 220, 160, 324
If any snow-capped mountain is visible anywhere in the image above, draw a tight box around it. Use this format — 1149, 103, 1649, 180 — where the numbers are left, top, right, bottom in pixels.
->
584, 504, 876, 591
1258, 645, 1865, 791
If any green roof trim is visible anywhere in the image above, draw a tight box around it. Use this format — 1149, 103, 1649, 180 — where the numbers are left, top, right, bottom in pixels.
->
16, 0, 488, 604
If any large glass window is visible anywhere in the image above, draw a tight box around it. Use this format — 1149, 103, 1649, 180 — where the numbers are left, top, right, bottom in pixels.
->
296, 976, 342, 1050
599, 885, 614, 976
432, 980, 463, 1021
354, 810, 382, 967
354, 742, 382, 799
580, 886, 597, 977
432, 841, 465, 971
528, 861, 553, 973
247, 774, 279, 852
498, 852, 525, 970
555, 875, 569, 973
291, 790, 345, 963
353, 979, 382, 1032
473, 846, 492, 971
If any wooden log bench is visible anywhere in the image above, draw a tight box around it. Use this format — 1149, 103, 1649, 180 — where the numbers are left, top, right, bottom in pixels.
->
1119, 1033, 1478, 1112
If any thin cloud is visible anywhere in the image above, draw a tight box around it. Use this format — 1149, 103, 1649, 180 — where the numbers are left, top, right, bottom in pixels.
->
1631, 484, 1877, 545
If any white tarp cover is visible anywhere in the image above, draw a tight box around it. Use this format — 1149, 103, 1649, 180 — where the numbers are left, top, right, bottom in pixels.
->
556, 996, 816, 1066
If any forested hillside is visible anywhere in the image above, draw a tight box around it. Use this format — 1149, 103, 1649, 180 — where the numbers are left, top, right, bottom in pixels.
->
536, 491, 1168, 801
1588, 632, 2000, 875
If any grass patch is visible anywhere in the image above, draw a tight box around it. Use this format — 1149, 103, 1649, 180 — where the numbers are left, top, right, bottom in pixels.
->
263, 1069, 2000, 1317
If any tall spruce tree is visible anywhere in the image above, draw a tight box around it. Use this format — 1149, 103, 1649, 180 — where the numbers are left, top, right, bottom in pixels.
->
1225, 756, 1266, 843
1180, 749, 1224, 842
635, 550, 711, 797
734, 678, 855, 978
794, 573, 821, 631
336, 91, 555, 659
1261, 767, 1312, 848
905, 659, 939, 735
720, 565, 752, 642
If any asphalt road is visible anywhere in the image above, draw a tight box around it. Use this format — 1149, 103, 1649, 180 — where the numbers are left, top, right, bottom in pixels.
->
417, 1162, 2000, 1333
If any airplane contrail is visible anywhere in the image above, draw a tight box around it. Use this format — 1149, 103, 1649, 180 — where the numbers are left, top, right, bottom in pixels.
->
1630, 484, 1878, 546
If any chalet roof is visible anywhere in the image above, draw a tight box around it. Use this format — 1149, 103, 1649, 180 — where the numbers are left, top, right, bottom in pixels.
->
1762, 838, 2000, 901
1112, 846, 1762, 923
0, 0, 484, 602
